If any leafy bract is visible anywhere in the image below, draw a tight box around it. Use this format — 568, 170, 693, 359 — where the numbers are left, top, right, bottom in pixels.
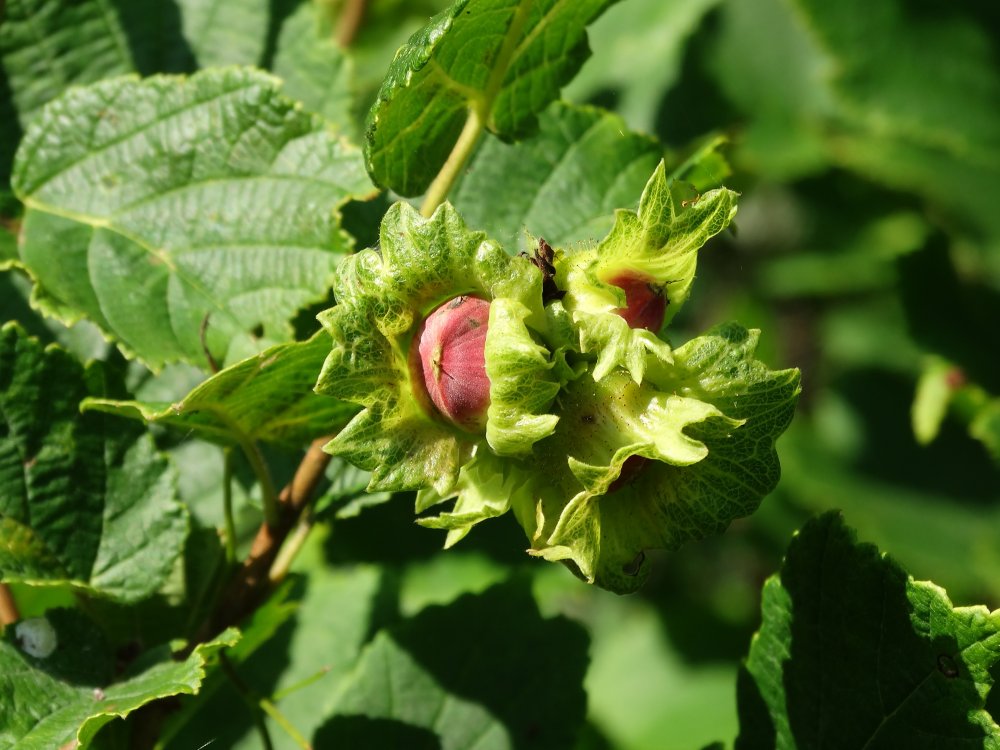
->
0, 323, 187, 602
526, 324, 799, 593
83, 333, 357, 449
321, 581, 588, 749
364, 0, 618, 195
0, 608, 238, 749
12, 67, 374, 369
451, 102, 663, 253
316, 201, 558, 495
737, 512, 1000, 749
558, 160, 738, 382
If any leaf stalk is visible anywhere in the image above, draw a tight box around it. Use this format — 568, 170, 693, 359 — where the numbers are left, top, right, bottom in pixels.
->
420, 107, 486, 217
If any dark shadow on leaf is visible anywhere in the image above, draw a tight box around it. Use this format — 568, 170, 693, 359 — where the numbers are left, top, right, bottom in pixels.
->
324, 490, 531, 568
110, 0, 196, 74
0, 64, 21, 192
653, 9, 739, 148
314, 715, 442, 749
326, 578, 589, 749
573, 721, 615, 750
261, 0, 305, 70
640, 530, 775, 666
739, 513, 992, 748
7, 608, 114, 687
897, 236, 1000, 393
833, 367, 997, 502
734, 664, 775, 750
385, 579, 588, 748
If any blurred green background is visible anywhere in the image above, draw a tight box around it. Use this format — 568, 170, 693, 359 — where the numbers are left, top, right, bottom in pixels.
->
3, 0, 998, 748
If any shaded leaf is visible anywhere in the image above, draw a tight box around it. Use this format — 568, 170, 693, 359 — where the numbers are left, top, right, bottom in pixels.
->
0, 608, 238, 749
364, 0, 618, 195
84, 333, 358, 449
0, 0, 135, 124
314, 457, 392, 520
0, 323, 187, 602
12, 67, 374, 369
175, 0, 270, 68
970, 399, 1000, 468
451, 102, 663, 253
737, 512, 1000, 749
324, 580, 589, 749
271, 0, 356, 134
563, 0, 722, 133
162, 538, 388, 750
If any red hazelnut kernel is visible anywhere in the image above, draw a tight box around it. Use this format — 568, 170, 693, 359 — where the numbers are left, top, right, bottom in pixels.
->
607, 272, 666, 332
412, 295, 492, 431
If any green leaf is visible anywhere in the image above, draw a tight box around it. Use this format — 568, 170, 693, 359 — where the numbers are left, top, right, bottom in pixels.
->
758, 212, 930, 299
708, 0, 835, 179
526, 324, 800, 593
563, 0, 722, 133
970, 399, 1000, 467
737, 512, 1000, 749
316, 200, 554, 494
12, 67, 375, 369
912, 357, 958, 446
314, 457, 393, 520
712, 0, 1000, 241
0, 0, 135, 124
364, 0, 618, 195
321, 580, 588, 749
176, 0, 270, 68
450, 102, 663, 253
0, 0, 135, 186
558, 161, 738, 383
271, 0, 356, 135
161, 535, 388, 750
83, 333, 358, 449
0, 323, 187, 602
0, 609, 238, 749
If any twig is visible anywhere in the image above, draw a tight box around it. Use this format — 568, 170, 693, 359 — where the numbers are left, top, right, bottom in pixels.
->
219, 653, 275, 750
418, 0, 531, 217
220, 652, 313, 750
419, 107, 486, 218
0, 583, 20, 626
197, 437, 332, 641
336, 0, 367, 48
268, 512, 314, 585
222, 448, 237, 564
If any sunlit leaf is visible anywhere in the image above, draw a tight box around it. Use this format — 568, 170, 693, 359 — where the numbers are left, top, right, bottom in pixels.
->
364, 0, 618, 195
12, 67, 374, 369
0, 324, 187, 602
84, 334, 357, 449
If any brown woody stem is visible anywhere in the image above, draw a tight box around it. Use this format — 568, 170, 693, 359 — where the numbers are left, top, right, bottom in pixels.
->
0, 584, 20, 627
197, 437, 332, 641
